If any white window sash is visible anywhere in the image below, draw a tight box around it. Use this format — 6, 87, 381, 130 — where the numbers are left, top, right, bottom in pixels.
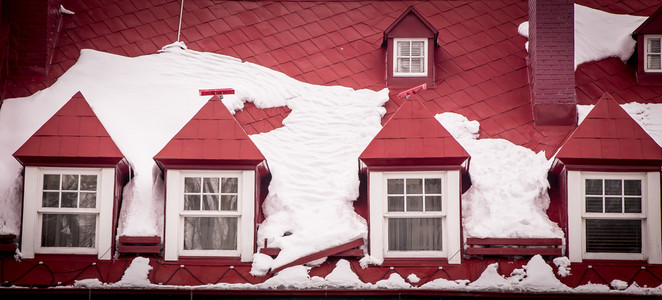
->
164, 169, 255, 262
393, 38, 428, 77
21, 167, 114, 260
644, 35, 662, 73
370, 171, 461, 263
568, 171, 662, 263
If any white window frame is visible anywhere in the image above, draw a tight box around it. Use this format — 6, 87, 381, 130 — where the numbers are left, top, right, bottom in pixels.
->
21, 167, 115, 260
567, 171, 662, 263
369, 170, 461, 263
164, 169, 255, 262
644, 35, 662, 73
393, 38, 428, 77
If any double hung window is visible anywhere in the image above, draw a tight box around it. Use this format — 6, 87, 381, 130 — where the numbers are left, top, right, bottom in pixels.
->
369, 170, 461, 263
182, 175, 239, 254
40, 173, 98, 250
164, 169, 255, 261
393, 38, 427, 77
583, 177, 644, 257
385, 177, 443, 253
645, 35, 662, 72
21, 167, 114, 259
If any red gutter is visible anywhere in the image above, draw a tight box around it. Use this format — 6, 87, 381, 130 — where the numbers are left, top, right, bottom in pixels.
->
269, 238, 364, 274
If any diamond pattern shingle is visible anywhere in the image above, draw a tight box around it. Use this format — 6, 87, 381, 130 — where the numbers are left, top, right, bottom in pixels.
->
3, 0, 662, 159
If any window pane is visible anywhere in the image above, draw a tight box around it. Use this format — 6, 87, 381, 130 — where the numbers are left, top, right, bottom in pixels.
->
221, 178, 238, 193
406, 196, 423, 211
388, 218, 442, 251
585, 179, 602, 195
203, 177, 219, 193
604, 197, 622, 213
184, 195, 201, 210
624, 198, 642, 213
406, 179, 422, 194
202, 195, 219, 210
61, 192, 78, 208
585, 197, 603, 213
42, 192, 59, 207
80, 175, 97, 191
648, 55, 662, 70
221, 195, 237, 211
79, 192, 96, 208
425, 196, 442, 211
604, 180, 622, 195
387, 196, 404, 212
586, 219, 641, 253
411, 41, 424, 56
43, 174, 60, 190
410, 58, 423, 73
624, 180, 641, 196
62, 175, 79, 190
387, 179, 404, 194
41, 214, 96, 248
184, 177, 201, 193
648, 38, 661, 53
397, 58, 410, 73
397, 41, 410, 56
425, 178, 441, 194
184, 217, 237, 250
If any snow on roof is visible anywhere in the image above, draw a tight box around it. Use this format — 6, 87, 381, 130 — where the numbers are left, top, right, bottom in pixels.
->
518, 4, 647, 69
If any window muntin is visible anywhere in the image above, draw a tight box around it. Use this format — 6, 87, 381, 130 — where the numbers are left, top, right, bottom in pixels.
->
582, 175, 645, 258
180, 174, 241, 256
384, 175, 444, 254
36, 171, 100, 253
645, 35, 662, 72
393, 38, 428, 77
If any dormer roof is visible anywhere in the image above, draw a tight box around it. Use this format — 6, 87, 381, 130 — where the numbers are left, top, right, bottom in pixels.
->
154, 95, 265, 169
13, 92, 126, 167
554, 93, 662, 167
633, 5, 662, 35
381, 6, 439, 47
359, 97, 469, 168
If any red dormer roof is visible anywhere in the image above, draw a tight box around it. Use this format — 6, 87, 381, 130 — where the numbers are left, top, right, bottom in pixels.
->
154, 95, 265, 169
381, 6, 439, 47
633, 5, 662, 35
13, 92, 125, 167
555, 93, 662, 167
359, 97, 469, 168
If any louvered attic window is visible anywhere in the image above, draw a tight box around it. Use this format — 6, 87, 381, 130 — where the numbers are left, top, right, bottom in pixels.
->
645, 35, 662, 72
582, 174, 646, 260
393, 38, 428, 77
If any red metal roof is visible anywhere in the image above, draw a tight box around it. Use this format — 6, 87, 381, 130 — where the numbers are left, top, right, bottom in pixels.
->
360, 97, 469, 167
13, 91, 125, 166
556, 93, 662, 166
153, 95, 265, 168
2, 0, 662, 158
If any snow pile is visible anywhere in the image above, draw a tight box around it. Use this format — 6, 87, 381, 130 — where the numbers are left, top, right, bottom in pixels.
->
518, 4, 647, 69
553, 257, 572, 277
0, 45, 388, 270
374, 273, 411, 289
468, 263, 510, 290
517, 255, 570, 292
578, 103, 662, 147
436, 113, 563, 238
114, 257, 153, 287
324, 260, 366, 288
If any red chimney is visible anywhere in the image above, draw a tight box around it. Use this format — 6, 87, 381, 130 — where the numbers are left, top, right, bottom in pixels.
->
528, 0, 577, 126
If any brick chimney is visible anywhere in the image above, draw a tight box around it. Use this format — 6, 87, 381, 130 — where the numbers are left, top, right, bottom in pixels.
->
528, 0, 577, 126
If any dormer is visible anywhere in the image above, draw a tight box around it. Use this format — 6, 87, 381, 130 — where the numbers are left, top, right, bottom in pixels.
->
382, 6, 438, 87
633, 5, 662, 86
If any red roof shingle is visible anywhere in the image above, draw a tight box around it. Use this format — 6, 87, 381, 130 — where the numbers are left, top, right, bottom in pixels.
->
13, 91, 125, 166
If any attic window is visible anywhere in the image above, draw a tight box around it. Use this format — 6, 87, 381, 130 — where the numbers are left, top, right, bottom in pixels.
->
394, 38, 428, 77
20, 167, 116, 259
645, 35, 662, 72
